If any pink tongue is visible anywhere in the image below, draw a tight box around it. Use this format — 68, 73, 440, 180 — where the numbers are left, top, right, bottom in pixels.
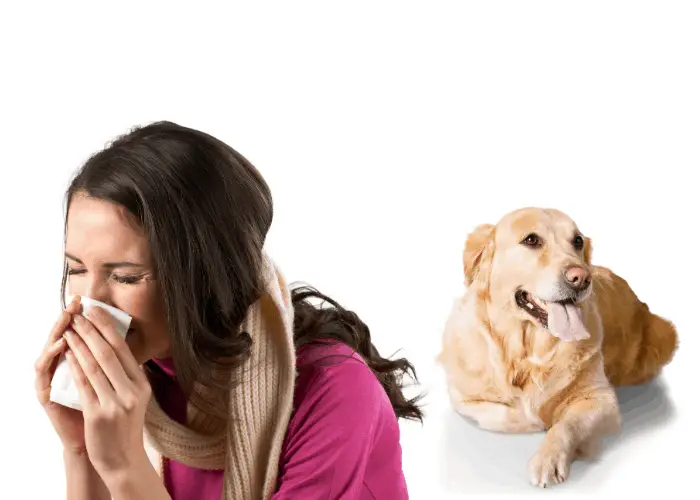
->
547, 302, 590, 341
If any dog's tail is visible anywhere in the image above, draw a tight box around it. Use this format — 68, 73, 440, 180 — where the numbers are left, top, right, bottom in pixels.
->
628, 310, 678, 385
596, 268, 678, 386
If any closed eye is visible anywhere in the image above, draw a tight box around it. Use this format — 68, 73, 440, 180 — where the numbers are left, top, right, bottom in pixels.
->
113, 274, 144, 285
67, 268, 146, 285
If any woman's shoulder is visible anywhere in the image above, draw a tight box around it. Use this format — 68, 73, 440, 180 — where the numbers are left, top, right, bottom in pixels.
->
295, 340, 365, 369
277, 341, 406, 498
292, 341, 389, 412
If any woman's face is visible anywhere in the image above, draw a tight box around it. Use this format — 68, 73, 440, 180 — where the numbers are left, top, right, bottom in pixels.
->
64, 192, 171, 364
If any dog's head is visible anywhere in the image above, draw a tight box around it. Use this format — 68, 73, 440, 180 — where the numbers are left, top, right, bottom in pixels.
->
463, 207, 593, 328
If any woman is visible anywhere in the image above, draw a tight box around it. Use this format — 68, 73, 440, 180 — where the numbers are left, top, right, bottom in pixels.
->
34, 121, 423, 500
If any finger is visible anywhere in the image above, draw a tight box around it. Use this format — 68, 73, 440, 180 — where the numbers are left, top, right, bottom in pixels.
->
71, 313, 134, 394
67, 295, 83, 314
45, 296, 82, 348
64, 349, 98, 408
34, 336, 68, 400
85, 307, 144, 383
64, 329, 114, 405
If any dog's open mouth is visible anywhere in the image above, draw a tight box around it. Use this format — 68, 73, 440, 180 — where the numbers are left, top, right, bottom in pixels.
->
514, 290, 574, 326
514, 289, 590, 341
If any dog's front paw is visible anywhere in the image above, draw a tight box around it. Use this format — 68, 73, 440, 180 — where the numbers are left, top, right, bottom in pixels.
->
528, 445, 571, 488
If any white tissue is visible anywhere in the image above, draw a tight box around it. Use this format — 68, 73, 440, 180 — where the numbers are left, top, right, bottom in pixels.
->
49, 296, 132, 411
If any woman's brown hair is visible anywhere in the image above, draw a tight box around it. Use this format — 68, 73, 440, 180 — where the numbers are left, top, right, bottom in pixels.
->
61, 121, 423, 422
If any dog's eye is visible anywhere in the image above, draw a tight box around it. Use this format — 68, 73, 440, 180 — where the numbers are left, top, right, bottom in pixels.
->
573, 235, 584, 250
521, 233, 541, 247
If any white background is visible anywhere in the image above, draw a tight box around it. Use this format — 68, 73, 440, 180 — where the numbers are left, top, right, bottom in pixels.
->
2, 1, 699, 498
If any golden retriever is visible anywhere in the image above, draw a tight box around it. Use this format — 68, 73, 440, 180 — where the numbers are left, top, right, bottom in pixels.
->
438, 207, 678, 487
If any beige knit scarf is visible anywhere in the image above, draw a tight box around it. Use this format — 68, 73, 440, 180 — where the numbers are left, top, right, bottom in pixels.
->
142, 253, 297, 500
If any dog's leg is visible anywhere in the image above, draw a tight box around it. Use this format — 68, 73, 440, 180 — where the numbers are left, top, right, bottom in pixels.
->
574, 435, 602, 460
528, 382, 620, 487
449, 387, 543, 433
456, 401, 545, 433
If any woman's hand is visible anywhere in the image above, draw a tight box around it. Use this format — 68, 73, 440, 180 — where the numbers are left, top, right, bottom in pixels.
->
63, 304, 153, 483
34, 295, 88, 454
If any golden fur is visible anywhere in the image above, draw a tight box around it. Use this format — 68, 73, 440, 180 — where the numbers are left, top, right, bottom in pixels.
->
438, 207, 678, 487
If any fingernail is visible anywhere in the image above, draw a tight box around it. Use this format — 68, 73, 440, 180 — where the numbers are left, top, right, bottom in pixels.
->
73, 315, 85, 326
54, 337, 66, 349
64, 330, 73, 342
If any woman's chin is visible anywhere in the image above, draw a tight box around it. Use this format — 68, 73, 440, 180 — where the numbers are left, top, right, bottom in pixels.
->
126, 331, 172, 364
125, 331, 147, 364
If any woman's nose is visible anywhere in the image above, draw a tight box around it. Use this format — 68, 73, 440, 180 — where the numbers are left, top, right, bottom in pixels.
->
73, 275, 111, 304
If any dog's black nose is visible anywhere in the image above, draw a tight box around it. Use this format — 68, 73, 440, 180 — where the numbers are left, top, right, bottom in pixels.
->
564, 265, 591, 290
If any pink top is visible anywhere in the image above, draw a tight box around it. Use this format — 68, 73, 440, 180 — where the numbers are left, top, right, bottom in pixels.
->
149, 341, 409, 499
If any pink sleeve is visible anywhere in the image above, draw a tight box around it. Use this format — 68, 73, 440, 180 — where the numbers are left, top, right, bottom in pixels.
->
271, 355, 383, 499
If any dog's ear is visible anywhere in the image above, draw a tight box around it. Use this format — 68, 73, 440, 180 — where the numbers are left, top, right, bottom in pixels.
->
463, 223, 495, 285
583, 236, 593, 264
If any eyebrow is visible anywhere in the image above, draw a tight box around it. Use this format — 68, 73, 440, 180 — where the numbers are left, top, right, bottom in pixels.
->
64, 252, 146, 269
